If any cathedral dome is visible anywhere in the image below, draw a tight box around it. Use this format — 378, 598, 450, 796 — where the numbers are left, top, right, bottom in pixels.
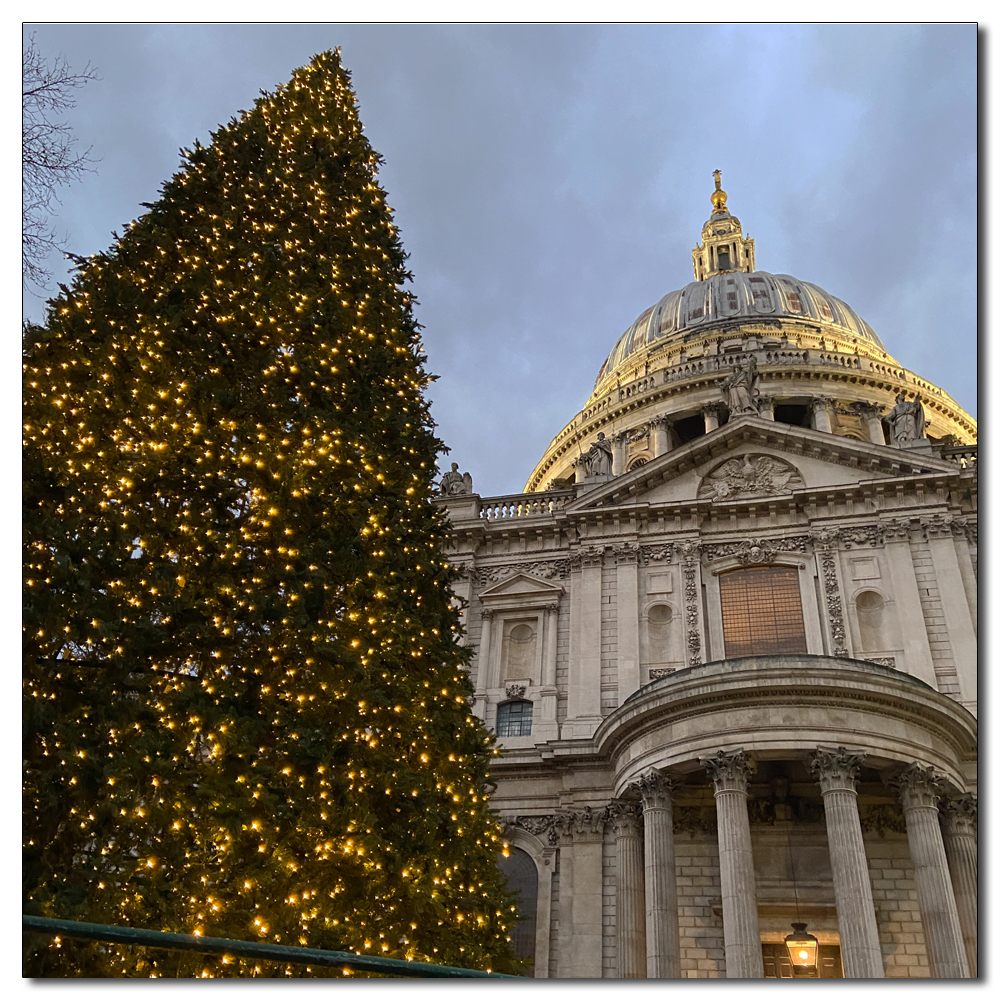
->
593, 270, 887, 390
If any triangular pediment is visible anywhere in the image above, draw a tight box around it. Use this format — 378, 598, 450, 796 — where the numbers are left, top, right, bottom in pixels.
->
567, 415, 965, 510
479, 572, 564, 600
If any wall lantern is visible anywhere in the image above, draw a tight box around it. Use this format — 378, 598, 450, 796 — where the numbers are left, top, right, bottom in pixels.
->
784, 922, 819, 972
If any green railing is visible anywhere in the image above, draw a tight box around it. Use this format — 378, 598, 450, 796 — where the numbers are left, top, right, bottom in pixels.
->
23, 914, 522, 978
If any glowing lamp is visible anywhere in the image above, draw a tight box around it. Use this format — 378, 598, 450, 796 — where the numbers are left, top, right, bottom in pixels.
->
784, 923, 819, 972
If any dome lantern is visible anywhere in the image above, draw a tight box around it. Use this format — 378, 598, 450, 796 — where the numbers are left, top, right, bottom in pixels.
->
692, 170, 756, 280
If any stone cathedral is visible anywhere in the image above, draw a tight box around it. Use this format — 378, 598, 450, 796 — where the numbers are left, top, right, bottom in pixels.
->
435, 174, 978, 979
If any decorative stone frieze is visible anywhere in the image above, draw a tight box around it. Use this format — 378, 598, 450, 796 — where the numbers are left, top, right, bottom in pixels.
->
702, 534, 809, 564
510, 814, 563, 845
638, 542, 673, 565
857, 803, 907, 836
648, 667, 675, 681
864, 656, 896, 668
505, 683, 526, 700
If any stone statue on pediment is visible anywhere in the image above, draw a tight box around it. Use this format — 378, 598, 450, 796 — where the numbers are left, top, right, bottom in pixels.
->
887, 392, 926, 445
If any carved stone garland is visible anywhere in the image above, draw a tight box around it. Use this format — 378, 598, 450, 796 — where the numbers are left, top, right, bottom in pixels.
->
678, 540, 702, 665
812, 529, 848, 657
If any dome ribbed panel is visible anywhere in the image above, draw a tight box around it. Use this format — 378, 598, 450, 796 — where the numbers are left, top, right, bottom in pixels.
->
592, 271, 887, 390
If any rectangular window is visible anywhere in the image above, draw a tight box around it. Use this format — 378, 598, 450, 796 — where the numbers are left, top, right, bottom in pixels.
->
720, 566, 808, 657
496, 700, 533, 737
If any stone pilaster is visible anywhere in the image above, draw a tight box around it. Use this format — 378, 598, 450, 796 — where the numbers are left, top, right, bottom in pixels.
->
637, 771, 680, 978
940, 794, 977, 977
810, 748, 884, 978
473, 608, 493, 719
757, 394, 775, 420
536, 602, 560, 741
701, 749, 763, 978
893, 765, 970, 978
609, 800, 646, 978
557, 807, 606, 978
703, 405, 720, 433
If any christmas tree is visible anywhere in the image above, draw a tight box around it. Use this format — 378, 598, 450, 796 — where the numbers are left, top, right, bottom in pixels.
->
23, 50, 521, 977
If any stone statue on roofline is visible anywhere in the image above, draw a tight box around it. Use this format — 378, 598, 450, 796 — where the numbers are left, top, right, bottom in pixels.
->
719, 355, 760, 415
886, 391, 926, 446
581, 432, 613, 477
439, 461, 473, 495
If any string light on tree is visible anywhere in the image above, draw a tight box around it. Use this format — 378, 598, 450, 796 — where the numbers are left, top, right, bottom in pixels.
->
24, 49, 520, 978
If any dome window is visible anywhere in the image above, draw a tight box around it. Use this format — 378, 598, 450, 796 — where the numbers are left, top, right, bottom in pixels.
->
497, 699, 533, 737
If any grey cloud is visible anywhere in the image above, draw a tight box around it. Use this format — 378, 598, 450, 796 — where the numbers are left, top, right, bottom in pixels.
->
24, 24, 976, 497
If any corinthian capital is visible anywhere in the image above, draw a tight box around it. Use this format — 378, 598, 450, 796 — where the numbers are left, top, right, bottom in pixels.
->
634, 769, 674, 809
606, 799, 642, 836
701, 749, 755, 793
892, 763, 943, 811
940, 793, 978, 837
810, 747, 866, 793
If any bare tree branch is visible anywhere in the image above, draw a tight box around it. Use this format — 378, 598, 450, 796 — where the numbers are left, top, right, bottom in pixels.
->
22, 33, 98, 291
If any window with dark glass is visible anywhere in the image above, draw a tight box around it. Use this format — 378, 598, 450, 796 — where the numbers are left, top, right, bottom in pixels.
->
497, 847, 538, 966
717, 247, 731, 270
719, 566, 808, 657
496, 699, 533, 737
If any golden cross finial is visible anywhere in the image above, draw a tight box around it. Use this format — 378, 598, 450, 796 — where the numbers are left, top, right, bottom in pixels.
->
710, 170, 728, 212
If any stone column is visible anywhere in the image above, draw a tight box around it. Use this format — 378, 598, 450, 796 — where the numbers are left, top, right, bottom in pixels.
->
701, 749, 763, 978
612, 431, 628, 477
940, 794, 977, 977
703, 405, 720, 433
650, 416, 672, 457
637, 771, 681, 978
811, 397, 834, 433
810, 748, 884, 978
757, 394, 775, 420
894, 765, 970, 978
609, 801, 646, 978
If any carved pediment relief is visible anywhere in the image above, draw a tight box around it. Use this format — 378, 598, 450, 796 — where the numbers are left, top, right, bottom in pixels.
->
697, 453, 804, 501
478, 572, 564, 603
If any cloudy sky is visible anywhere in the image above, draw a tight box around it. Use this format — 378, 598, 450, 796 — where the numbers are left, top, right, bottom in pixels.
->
23, 23, 977, 498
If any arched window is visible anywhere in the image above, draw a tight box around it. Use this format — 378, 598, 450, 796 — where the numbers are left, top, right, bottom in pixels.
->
496, 700, 533, 737
719, 566, 808, 657
497, 847, 538, 965
855, 590, 885, 651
